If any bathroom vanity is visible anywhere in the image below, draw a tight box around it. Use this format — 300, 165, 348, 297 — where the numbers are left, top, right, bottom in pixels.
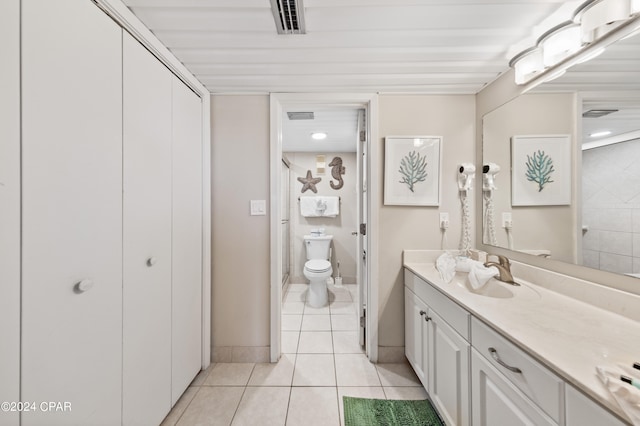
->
403, 250, 640, 426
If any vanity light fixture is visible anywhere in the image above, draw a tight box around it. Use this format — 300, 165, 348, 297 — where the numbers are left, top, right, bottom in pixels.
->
510, 0, 640, 90
311, 132, 327, 140
573, 0, 635, 44
538, 22, 582, 67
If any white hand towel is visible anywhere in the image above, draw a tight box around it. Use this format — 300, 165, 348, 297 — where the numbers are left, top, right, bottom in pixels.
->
468, 264, 498, 290
300, 196, 320, 217
456, 257, 486, 273
318, 196, 339, 217
436, 252, 456, 284
596, 365, 640, 425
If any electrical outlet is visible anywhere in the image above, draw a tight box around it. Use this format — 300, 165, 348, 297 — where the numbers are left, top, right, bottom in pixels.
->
439, 212, 449, 230
502, 212, 512, 229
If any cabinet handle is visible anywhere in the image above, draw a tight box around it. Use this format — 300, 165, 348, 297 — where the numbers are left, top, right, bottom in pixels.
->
147, 257, 157, 267
424, 316, 431, 322
75, 279, 94, 293
419, 310, 426, 316
488, 347, 522, 373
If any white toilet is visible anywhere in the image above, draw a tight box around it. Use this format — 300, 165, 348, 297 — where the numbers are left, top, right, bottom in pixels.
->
303, 233, 333, 308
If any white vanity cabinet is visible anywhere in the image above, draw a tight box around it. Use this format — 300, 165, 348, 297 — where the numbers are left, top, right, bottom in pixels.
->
404, 270, 471, 426
565, 385, 627, 426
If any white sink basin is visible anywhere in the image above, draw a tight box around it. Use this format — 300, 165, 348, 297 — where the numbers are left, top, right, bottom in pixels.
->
454, 275, 514, 298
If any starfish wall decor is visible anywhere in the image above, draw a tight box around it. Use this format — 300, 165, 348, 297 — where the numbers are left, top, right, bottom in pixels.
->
297, 170, 321, 193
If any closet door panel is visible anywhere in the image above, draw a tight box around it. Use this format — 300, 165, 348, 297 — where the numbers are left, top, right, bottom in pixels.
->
0, 0, 21, 424
21, 1, 123, 425
122, 33, 173, 426
171, 78, 203, 404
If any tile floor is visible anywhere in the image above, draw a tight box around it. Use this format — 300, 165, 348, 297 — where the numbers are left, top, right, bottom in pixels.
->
161, 283, 427, 426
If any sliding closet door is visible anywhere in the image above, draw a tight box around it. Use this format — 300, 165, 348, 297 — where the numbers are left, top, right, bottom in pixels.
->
122, 33, 173, 426
171, 78, 203, 404
0, 1, 20, 424
21, 1, 123, 425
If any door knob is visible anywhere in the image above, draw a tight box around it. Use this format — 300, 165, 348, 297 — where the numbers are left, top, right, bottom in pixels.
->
351, 231, 358, 236
147, 257, 157, 267
75, 279, 94, 293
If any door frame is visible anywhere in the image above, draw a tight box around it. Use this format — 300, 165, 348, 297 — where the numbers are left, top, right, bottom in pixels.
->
269, 93, 379, 362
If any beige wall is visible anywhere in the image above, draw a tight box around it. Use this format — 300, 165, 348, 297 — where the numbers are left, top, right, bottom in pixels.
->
377, 94, 476, 349
211, 95, 271, 360
285, 152, 358, 284
210, 93, 476, 358
483, 93, 577, 263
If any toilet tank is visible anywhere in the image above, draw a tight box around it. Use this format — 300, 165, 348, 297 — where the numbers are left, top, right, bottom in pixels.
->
304, 235, 333, 260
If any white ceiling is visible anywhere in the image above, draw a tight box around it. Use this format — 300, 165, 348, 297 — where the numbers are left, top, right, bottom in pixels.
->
282, 107, 361, 152
122, 0, 572, 94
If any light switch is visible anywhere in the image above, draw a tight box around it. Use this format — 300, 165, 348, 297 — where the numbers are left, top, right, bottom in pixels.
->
250, 200, 266, 216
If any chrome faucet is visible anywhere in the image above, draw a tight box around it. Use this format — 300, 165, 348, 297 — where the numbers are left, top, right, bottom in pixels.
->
484, 254, 520, 286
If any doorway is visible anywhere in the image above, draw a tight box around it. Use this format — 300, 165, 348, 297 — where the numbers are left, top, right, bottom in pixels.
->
269, 93, 379, 363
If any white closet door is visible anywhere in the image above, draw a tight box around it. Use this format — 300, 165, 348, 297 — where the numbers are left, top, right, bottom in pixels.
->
122, 33, 173, 426
171, 78, 203, 404
21, 1, 123, 425
0, 1, 20, 424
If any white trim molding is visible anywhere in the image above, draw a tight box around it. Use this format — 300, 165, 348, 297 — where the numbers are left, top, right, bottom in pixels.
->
269, 92, 379, 363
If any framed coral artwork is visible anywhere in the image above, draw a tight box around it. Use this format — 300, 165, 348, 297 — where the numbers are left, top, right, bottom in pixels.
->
511, 135, 571, 206
384, 136, 441, 206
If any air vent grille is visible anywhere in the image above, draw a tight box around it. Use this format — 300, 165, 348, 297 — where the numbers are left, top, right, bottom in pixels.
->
583, 109, 619, 118
270, 0, 306, 34
287, 111, 314, 120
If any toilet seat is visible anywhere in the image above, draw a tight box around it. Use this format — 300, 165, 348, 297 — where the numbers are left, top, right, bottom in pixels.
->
305, 259, 331, 273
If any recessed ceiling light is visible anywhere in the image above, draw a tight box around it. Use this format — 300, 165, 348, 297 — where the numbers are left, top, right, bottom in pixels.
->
590, 131, 612, 138
311, 132, 327, 140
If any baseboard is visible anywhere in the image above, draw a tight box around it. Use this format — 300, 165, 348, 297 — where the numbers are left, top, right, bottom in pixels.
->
377, 346, 407, 363
212, 346, 270, 363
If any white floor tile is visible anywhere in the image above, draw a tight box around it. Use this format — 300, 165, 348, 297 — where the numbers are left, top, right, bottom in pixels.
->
281, 331, 300, 354
297, 331, 334, 353
282, 314, 303, 331
376, 363, 422, 387
284, 290, 306, 303
331, 314, 358, 331
292, 354, 336, 386
328, 289, 352, 302
330, 302, 356, 315
383, 386, 428, 400
189, 364, 216, 387
334, 354, 381, 387
332, 331, 363, 354
204, 363, 255, 386
304, 303, 330, 315
231, 387, 290, 426
283, 301, 305, 314
176, 386, 244, 426
287, 387, 340, 426
161, 386, 199, 426
288, 283, 308, 292
301, 314, 331, 331
247, 353, 296, 387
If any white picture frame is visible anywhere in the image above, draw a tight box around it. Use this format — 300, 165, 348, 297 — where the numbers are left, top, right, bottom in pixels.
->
511, 134, 571, 206
384, 136, 441, 206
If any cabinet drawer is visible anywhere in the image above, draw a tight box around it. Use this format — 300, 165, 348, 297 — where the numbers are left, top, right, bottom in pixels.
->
405, 269, 470, 340
471, 317, 564, 423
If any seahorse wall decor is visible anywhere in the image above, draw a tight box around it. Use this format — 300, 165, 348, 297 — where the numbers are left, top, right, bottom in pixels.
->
328, 157, 345, 190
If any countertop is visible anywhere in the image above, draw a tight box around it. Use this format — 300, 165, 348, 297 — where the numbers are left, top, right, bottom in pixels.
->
404, 259, 640, 424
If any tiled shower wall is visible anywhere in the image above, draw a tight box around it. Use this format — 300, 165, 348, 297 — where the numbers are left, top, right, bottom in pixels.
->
582, 137, 640, 275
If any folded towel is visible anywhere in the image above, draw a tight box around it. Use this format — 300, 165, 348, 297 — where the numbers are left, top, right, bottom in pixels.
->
468, 264, 498, 290
436, 252, 456, 284
300, 196, 320, 217
596, 365, 640, 425
318, 196, 339, 217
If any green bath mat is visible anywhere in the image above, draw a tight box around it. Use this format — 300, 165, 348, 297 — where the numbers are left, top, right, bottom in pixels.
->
343, 396, 444, 426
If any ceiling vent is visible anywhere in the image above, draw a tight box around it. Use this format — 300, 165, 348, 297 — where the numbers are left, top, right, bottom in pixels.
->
270, 0, 306, 34
287, 111, 314, 120
582, 109, 619, 118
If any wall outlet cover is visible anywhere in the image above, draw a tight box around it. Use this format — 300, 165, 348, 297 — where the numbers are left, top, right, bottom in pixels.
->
250, 200, 266, 216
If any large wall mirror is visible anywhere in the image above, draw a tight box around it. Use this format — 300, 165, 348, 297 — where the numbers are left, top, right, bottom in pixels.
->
482, 26, 640, 279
